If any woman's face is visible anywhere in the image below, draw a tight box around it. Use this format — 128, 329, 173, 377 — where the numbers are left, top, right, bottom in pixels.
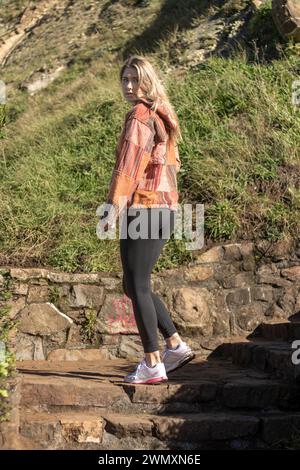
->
121, 66, 142, 105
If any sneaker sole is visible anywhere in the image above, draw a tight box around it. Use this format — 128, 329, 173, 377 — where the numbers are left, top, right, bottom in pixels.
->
124, 376, 168, 384
165, 352, 196, 374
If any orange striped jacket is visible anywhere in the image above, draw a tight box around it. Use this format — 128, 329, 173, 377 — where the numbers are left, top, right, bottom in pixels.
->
104, 97, 181, 228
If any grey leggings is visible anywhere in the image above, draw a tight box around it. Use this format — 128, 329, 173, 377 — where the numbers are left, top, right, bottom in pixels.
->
120, 207, 178, 353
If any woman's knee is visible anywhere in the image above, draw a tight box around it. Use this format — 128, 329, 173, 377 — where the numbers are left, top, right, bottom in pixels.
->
122, 276, 133, 299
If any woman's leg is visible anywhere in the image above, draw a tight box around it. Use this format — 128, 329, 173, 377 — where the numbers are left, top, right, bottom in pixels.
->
120, 208, 178, 358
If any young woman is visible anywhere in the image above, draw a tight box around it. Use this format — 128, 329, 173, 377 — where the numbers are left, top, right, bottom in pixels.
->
100, 55, 195, 384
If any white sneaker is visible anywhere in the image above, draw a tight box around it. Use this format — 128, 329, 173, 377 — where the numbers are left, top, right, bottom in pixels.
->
124, 358, 168, 384
162, 341, 196, 373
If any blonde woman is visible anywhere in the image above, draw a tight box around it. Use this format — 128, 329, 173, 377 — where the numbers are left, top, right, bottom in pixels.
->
100, 55, 195, 384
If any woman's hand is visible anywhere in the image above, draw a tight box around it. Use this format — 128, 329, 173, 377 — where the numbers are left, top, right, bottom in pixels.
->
96, 203, 117, 236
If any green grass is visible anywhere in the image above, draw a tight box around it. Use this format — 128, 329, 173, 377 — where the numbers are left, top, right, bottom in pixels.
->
81, 308, 98, 343
0, 0, 299, 273
0, 42, 299, 273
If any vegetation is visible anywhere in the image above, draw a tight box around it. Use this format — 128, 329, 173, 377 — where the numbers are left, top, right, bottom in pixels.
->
0, 271, 16, 422
0, 0, 299, 275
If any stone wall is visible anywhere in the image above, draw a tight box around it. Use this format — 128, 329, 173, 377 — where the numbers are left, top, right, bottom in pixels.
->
0, 238, 299, 361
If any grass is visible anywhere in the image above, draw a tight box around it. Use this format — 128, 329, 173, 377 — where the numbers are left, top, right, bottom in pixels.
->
81, 308, 98, 343
1, 44, 299, 272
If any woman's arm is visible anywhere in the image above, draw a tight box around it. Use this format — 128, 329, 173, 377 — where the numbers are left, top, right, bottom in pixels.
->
103, 116, 155, 229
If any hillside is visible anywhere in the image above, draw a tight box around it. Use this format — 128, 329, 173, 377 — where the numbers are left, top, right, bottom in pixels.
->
0, 0, 299, 273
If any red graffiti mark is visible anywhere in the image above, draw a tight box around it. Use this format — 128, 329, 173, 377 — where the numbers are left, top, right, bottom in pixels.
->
107, 294, 137, 333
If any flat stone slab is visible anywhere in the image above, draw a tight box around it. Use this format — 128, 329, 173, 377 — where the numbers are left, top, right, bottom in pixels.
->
17, 354, 273, 385
16, 355, 298, 412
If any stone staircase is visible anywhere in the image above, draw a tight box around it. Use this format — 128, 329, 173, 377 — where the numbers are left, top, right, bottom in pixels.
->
13, 322, 300, 450
212, 321, 300, 381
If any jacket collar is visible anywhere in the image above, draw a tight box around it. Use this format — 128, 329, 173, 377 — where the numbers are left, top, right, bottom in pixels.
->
136, 96, 177, 130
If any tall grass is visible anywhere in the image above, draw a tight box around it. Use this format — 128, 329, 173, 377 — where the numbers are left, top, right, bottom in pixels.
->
0, 40, 299, 272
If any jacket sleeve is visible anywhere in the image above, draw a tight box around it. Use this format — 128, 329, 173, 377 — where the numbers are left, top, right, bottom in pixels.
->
103, 116, 155, 227
174, 143, 181, 172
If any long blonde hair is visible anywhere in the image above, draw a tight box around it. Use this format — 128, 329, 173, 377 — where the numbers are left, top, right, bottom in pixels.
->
119, 55, 182, 145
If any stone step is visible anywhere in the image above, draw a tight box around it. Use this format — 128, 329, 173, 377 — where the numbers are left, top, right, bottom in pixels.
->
17, 357, 300, 412
249, 322, 300, 342
19, 409, 168, 450
18, 408, 300, 450
212, 339, 300, 382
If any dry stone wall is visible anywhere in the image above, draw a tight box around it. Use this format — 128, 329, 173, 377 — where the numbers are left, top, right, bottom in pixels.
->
0, 239, 299, 361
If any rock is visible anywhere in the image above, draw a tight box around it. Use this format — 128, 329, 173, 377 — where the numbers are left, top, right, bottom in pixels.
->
272, 0, 300, 41
33, 336, 45, 360
27, 285, 50, 303
118, 335, 143, 360
214, 263, 241, 287
15, 333, 45, 360
295, 292, 300, 312
18, 302, 73, 336
100, 334, 120, 346
11, 282, 28, 296
193, 246, 224, 264
97, 294, 138, 335
251, 1, 267, 9
54, 285, 73, 312
65, 324, 85, 348
98, 277, 122, 291
43, 330, 68, 357
277, 287, 298, 315
235, 302, 268, 331
20, 65, 66, 95
105, 415, 153, 438
242, 255, 256, 271
240, 242, 254, 257
5, 297, 26, 319
251, 286, 274, 303
223, 272, 255, 289
21, 379, 129, 408
20, 413, 104, 446
152, 414, 259, 441
211, 291, 231, 337
124, 383, 169, 404
63, 309, 85, 323
223, 244, 243, 261
10, 268, 48, 281
274, 237, 295, 259
172, 287, 214, 336
150, 276, 164, 291
222, 379, 287, 409
264, 303, 287, 319
183, 265, 214, 282
60, 417, 103, 443
257, 274, 293, 288
262, 414, 300, 444
47, 272, 100, 284
226, 288, 251, 306
47, 348, 110, 361
257, 264, 279, 276
281, 266, 300, 282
